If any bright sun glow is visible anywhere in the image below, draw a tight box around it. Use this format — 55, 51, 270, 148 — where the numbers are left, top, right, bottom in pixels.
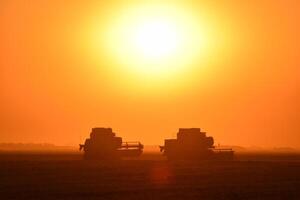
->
134, 19, 179, 60
101, 4, 209, 80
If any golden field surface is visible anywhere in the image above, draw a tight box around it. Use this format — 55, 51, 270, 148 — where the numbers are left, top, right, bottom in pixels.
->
0, 152, 300, 199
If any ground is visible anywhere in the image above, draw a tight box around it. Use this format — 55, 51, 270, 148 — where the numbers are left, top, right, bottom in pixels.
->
0, 152, 300, 199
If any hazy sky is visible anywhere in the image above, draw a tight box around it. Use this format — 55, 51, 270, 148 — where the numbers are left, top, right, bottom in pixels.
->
0, 0, 299, 147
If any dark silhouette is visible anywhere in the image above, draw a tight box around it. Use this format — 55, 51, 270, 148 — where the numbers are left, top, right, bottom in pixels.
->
160, 128, 234, 160
79, 127, 143, 160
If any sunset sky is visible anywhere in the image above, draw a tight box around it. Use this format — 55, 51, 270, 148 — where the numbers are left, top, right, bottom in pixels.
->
0, 0, 299, 147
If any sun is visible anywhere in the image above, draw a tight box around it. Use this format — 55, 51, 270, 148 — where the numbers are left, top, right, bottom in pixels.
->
133, 19, 180, 60
102, 3, 208, 78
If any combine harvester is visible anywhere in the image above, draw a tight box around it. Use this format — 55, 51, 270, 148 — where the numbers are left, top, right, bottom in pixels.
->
80, 127, 143, 160
160, 128, 234, 160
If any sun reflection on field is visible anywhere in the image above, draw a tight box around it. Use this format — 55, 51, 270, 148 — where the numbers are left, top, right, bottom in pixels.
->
149, 163, 173, 185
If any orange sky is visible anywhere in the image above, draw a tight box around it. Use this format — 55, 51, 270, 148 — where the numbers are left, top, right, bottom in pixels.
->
0, 0, 299, 147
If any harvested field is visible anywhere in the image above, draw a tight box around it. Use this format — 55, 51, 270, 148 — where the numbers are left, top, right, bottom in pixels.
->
0, 152, 300, 199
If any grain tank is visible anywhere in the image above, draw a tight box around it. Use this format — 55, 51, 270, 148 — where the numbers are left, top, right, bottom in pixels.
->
160, 128, 234, 160
79, 127, 143, 160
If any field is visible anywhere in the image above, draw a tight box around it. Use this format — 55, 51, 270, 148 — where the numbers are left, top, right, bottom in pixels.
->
0, 152, 300, 199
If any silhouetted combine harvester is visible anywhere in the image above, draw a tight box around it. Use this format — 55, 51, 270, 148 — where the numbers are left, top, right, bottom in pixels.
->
160, 128, 234, 160
79, 127, 143, 160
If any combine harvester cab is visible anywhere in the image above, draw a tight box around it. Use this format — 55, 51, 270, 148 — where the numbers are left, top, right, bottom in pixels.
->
160, 128, 234, 160
79, 127, 143, 160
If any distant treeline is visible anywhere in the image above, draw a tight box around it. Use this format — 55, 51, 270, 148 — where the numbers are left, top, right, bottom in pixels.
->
0, 143, 76, 151
0, 143, 296, 152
